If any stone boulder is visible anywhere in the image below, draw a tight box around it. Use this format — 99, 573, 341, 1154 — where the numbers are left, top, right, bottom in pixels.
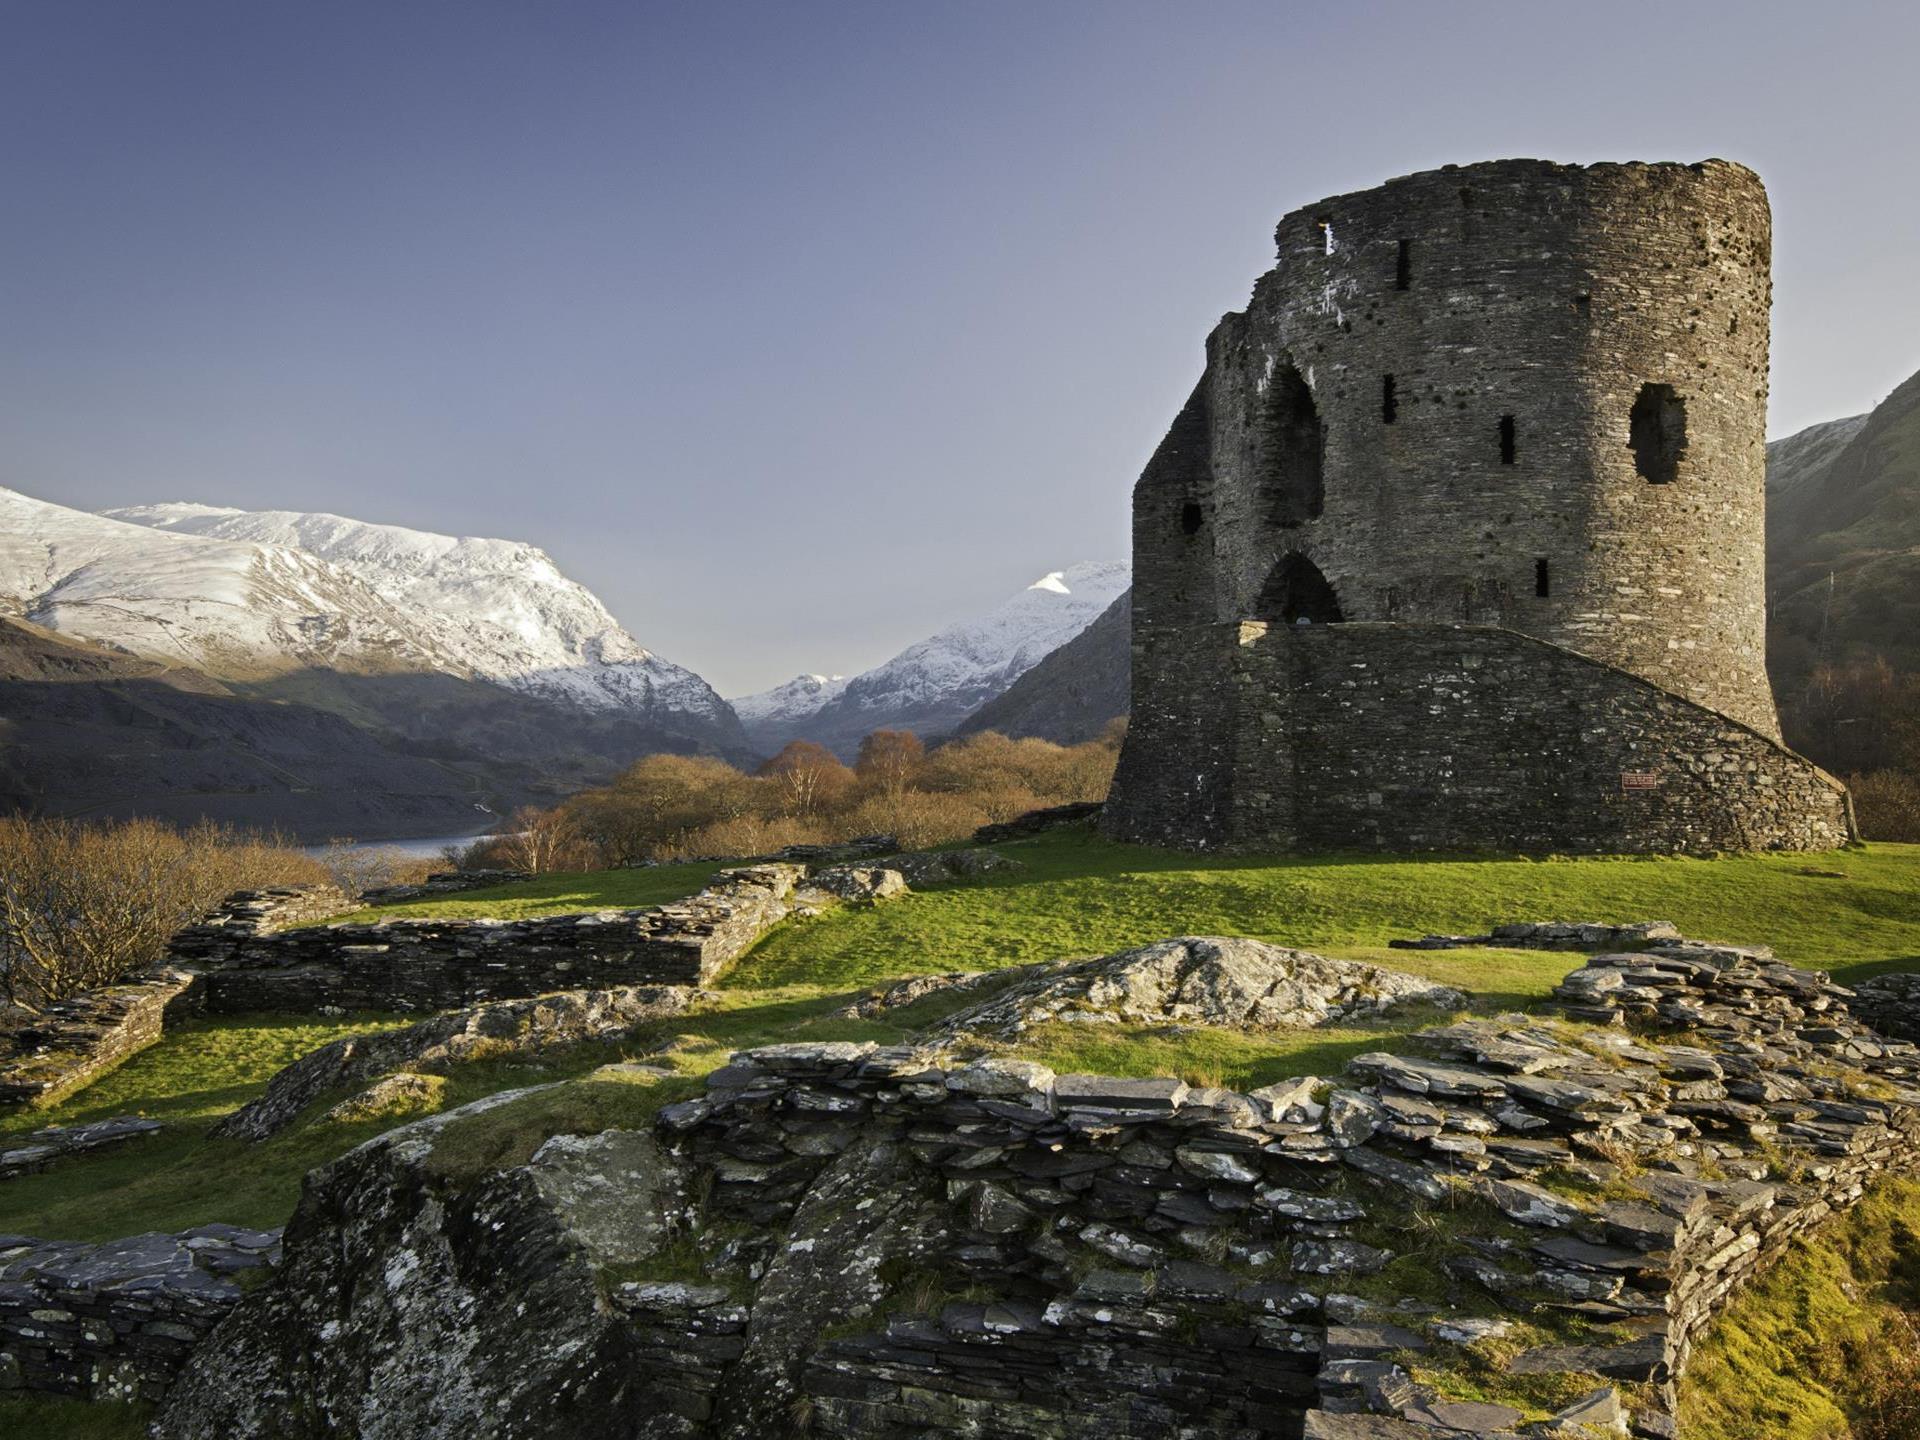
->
157, 1093, 686, 1439
924, 936, 1464, 1040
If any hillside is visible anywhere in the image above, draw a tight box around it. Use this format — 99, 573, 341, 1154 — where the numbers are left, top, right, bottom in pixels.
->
1767, 368, 1920, 699
954, 588, 1130, 743
731, 562, 1128, 756
0, 617, 488, 838
0, 487, 750, 835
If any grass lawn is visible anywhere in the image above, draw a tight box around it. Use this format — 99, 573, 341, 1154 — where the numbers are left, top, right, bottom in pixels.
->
5, 832, 1919, 1247
729, 832, 1920, 989
310, 859, 723, 925
0, 1398, 150, 1439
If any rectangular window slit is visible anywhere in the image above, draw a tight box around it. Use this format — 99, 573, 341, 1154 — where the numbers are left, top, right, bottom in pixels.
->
1535, 559, 1550, 597
1382, 374, 1398, 423
1395, 238, 1412, 290
1499, 414, 1517, 464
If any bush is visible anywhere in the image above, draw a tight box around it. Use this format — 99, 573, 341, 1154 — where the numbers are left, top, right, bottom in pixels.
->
538, 727, 1121, 868
1847, 771, 1920, 843
314, 840, 437, 896
0, 817, 327, 1007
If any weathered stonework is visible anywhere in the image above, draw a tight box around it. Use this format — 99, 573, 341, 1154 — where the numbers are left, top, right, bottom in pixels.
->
1105, 158, 1848, 855
169, 864, 807, 1015
0, 1224, 279, 1404
150, 931, 1920, 1438
0, 969, 198, 1109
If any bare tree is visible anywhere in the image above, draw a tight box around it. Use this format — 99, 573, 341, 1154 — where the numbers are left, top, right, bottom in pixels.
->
758, 741, 854, 818
855, 730, 925, 801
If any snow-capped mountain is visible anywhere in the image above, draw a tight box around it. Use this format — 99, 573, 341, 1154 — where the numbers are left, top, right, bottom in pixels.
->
99, 501, 734, 725
730, 673, 849, 750
1, 487, 435, 676
735, 562, 1130, 756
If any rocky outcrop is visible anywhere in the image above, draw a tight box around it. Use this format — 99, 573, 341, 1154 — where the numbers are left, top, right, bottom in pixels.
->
912, 935, 1464, 1040
0, 968, 198, 1108
156, 1093, 686, 1438
0, 1224, 279, 1403
213, 984, 702, 1142
171, 864, 808, 1014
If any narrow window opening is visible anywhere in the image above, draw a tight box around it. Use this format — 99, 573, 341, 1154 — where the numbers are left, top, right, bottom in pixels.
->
1629, 383, 1687, 484
1535, 559, 1551, 598
1382, 374, 1398, 423
1255, 553, 1343, 625
1258, 361, 1325, 528
1498, 414, 1517, 464
1180, 501, 1203, 536
1573, 293, 1591, 318
1395, 238, 1412, 291
1458, 186, 1474, 208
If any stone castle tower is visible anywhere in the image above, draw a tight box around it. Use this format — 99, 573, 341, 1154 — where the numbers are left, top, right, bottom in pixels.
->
1103, 158, 1852, 854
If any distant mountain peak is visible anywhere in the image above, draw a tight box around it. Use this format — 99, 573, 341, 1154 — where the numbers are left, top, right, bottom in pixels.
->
731, 562, 1129, 756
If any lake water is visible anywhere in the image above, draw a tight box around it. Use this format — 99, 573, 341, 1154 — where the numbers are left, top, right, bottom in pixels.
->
299, 832, 498, 861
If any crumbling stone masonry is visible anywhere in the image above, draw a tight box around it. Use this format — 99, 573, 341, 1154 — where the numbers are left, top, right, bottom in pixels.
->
1104, 158, 1850, 854
168, 864, 807, 1014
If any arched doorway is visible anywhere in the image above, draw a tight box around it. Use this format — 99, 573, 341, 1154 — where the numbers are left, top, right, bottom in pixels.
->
1255, 553, 1343, 624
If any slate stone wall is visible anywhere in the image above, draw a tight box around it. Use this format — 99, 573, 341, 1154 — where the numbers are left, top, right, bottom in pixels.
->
1108, 622, 1851, 854
1111, 158, 1837, 855
651, 938, 1920, 1437
0, 970, 198, 1108
169, 865, 803, 1015
0, 1225, 277, 1404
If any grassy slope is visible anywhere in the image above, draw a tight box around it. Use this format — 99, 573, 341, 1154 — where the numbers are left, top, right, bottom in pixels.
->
6, 833, 1920, 1437
729, 833, 1920, 989
1681, 1177, 1920, 1440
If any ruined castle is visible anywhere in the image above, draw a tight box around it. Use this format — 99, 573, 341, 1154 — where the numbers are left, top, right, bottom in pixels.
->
1104, 158, 1853, 854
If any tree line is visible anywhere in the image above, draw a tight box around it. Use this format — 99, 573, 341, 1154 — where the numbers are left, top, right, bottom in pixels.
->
464, 724, 1125, 873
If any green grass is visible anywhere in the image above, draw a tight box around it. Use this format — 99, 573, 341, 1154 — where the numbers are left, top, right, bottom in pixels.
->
310, 859, 723, 925
6, 833, 1920, 1247
727, 833, 1920, 989
0, 1399, 150, 1439
1681, 1176, 1920, 1440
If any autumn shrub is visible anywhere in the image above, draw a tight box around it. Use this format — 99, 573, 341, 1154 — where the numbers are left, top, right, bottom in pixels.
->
314, 839, 437, 895
1847, 770, 1920, 843
0, 817, 328, 1006
541, 727, 1122, 867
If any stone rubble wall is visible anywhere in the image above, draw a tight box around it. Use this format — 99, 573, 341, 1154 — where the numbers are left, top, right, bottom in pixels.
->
0, 970, 199, 1109
168, 864, 806, 1015
648, 936, 1920, 1438
211, 984, 701, 1143
0, 1225, 278, 1404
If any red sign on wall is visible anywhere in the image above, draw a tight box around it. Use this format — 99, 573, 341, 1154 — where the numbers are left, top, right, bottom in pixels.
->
1620, 771, 1662, 791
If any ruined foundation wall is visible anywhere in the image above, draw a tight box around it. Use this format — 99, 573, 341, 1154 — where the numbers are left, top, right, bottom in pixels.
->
1106, 622, 1850, 854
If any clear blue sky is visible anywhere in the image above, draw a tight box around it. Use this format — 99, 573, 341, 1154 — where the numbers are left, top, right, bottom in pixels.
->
2, 1, 1914, 695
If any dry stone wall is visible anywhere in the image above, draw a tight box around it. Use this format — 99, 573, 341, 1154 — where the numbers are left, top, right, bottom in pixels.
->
0, 1225, 278, 1404
0, 970, 198, 1108
169, 864, 806, 1015
648, 938, 1920, 1438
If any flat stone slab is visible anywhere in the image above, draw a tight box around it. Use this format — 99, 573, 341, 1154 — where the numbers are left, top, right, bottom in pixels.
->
0, 1116, 162, 1180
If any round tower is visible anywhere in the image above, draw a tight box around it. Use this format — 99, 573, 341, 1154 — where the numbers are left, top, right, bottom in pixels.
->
1179, 158, 1778, 736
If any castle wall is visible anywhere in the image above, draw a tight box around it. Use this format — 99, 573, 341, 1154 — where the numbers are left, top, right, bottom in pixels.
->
1190, 159, 1777, 735
1114, 158, 1834, 853
1105, 621, 1851, 854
